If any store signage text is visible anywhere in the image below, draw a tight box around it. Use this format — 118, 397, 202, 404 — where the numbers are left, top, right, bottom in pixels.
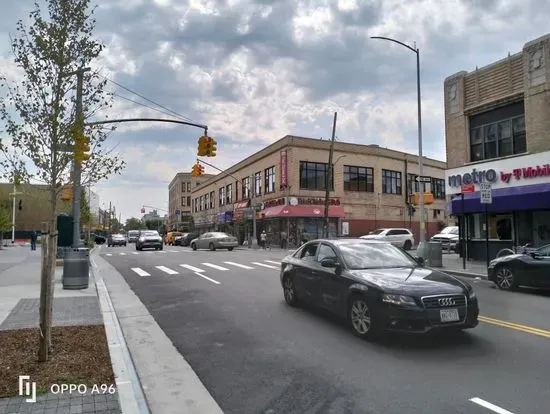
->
263, 197, 341, 208
298, 197, 340, 206
448, 164, 550, 187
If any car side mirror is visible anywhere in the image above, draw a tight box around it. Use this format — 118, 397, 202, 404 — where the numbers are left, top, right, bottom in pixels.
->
321, 258, 338, 268
413, 256, 425, 266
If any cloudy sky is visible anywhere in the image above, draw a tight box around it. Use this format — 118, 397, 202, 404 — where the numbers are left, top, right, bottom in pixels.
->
1, 0, 549, 222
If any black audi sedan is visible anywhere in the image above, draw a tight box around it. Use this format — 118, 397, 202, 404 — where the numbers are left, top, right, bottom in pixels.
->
280, 239, 478, 339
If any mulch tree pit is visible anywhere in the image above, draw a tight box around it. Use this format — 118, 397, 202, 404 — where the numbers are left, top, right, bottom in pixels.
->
0, 325, 115, 397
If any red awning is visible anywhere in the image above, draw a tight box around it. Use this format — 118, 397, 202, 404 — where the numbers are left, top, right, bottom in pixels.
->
262, 205, 345, 218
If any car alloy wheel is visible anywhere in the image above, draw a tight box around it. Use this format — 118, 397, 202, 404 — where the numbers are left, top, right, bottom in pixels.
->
209, 243, 215, 251
349, 297, 374, 338
192, 243, 197, 251
495, 266, 515, 290
283, 276, 299, 307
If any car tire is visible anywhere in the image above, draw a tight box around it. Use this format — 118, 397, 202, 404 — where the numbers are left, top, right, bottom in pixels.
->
209, 243, 215, 251
191, 243, 197, 251
495, 265, 517, 290
159, 245, 163, 251
348, 295, 379, 340
228, 247, 234, 251
282, 275, 300, 307
403, 240, 412, 250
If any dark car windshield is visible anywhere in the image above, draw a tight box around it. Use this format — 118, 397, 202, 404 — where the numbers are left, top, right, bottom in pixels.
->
369, 229, 385, 235
440, 226, 459, 235
142, 231, 159, 236
339, 242, 416, 269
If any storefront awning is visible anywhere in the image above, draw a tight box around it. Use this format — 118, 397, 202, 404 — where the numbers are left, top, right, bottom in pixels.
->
451, 182, 550, 215
262, 205, 345, 218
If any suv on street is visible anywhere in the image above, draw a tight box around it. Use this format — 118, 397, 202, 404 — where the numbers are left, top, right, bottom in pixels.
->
430, 226, 459, 251
360, 228, 415, 250
108, 233, 127, 247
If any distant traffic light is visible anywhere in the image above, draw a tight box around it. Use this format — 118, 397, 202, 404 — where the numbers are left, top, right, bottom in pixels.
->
198, 164, 204, 175
197, 136, 208, 156
205, 137, 217, 157
192, 163, 202, 177
74, 133, 90, 164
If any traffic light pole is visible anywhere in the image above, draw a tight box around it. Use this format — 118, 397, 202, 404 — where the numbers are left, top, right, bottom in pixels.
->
64, 67, 91, 248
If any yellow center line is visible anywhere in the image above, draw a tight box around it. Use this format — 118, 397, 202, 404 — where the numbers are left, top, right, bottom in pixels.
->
478, 315, 550, 338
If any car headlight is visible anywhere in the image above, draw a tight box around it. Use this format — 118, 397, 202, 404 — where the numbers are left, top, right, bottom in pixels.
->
382, 294, 417, 307
139, 237, 145, 242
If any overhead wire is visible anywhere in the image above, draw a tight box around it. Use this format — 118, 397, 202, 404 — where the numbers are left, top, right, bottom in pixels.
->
113, 93, 183, 119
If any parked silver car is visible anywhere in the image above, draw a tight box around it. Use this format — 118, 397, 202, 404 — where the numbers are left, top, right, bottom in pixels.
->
190, 232, 238, 251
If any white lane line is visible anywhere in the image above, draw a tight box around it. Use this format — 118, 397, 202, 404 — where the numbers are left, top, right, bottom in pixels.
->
252, 262, 279, 269
469, 398, 515, 414
180, 264, 205, 273
131, 267, 150, 277
202, 263, 229, 271
265, 260, 280, 265
158, 250, 167, 253
194, 272, 220, 285
119, 252, 126, 256
224, 261, 254, 270
106, 253, 112, 256
155, 266, 179, 275
131, 252, 139, 255
169, 250, 179, 252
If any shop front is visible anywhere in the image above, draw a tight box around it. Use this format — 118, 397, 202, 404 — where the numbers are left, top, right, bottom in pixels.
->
446, 151, 550, 260
260, 196, 345, 247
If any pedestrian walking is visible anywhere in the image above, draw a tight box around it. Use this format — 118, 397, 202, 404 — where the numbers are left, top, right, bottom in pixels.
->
280, 231, 287, 249
260, 230, 267, 249
30, 230, 37, 251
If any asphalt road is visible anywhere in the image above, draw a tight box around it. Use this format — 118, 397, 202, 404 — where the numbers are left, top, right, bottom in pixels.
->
101, 244, 550, 414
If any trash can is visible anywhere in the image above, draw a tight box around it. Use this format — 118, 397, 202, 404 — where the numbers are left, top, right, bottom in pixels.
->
426, 241, 443, 267
62, 247, 90, 290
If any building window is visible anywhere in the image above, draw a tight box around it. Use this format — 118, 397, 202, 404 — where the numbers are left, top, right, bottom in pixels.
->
181, 196, 186, 207
187, 196, 191, 207
264, 166, 275, 193
382, 169, 402, 195
219, 187, 226, 206
209, 191, 215, 209
205, 193, 210, 210
407, 174, 419, 194
181, 182, 186, 192
242, 177, 250, 199
235, 180, 239, 201
194, 198, 198, 213
299, 161, 333, 190
469, 102, 526, 162
226, 184, 233, 204
432, 178, 445, 199
187, 182, 191, 192
344, 165, 373, 192
200, 195, 204, 211
254, 172, 262, 196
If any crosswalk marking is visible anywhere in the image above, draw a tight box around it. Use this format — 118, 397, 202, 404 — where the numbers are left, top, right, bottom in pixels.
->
106, 253, 112, 256
180, 264, 205, 273
169, 250, 179, 252
131, 267, 150, 277
131, 252, 139, 255
224, 261, 254, 270
265, 260, 280, 265
252, 262, 279, 269
158, 250, 167, 253
202, 263, 229, 271
155, 266, 179, 275
119, 252, 126, 256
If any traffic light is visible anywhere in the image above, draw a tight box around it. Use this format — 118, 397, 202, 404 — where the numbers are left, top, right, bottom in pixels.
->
205, 137, 217, 157
74, 133, 90, 164
197, 136, 208, 156
192, 163, 204, 177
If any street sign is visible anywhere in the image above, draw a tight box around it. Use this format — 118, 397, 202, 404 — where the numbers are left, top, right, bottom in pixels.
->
415, 176, 431, 183
461, 184, 475, 193
175, 209, 181, 216
480, 183, 492, 204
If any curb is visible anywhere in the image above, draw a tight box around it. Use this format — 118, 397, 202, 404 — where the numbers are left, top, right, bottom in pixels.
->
440, 269, 488, 279
91, 252, 151, 414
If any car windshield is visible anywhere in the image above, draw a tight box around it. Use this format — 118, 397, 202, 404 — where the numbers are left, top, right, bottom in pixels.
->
211, 233, 230, 238
143, 231, 159, 236
113, 234, 124, 238
339, 242, 416, 269
128, 231, 139, 236
440, 227, 459, 235
369, 229, 385, 235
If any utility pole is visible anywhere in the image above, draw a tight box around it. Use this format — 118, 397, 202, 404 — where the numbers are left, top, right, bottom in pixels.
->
87, 185, 91, 242
109, 201, 112, 233
323, 112, 337, 239
67, 67, 91, 248
251, 174, 259, 249
9, 180, 23, 244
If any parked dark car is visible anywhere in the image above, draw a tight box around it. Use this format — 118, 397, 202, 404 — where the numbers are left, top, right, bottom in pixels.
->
108, 234, 127, 247
135, 230, 163, 251
176, 232, 199, 247
280, 239, 478, 339
488, 244, 550, 290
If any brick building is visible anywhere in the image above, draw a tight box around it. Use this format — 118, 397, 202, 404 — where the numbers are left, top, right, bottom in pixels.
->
167, 172, 215, 229
190, 135, 449, 247
444, 33, 550, 260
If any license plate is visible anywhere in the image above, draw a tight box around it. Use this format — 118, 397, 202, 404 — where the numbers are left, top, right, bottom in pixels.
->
440, 308, 459, 323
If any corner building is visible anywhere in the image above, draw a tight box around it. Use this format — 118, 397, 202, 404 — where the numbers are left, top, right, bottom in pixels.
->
191, 136, 449, 247
444, 33, 550, 260
168, 172, 215, 229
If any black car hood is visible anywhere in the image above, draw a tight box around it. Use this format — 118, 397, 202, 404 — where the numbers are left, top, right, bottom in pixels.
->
348, 266, 468, 295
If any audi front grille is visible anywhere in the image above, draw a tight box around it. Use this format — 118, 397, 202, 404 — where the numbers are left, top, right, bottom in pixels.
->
421, 294, 467, 309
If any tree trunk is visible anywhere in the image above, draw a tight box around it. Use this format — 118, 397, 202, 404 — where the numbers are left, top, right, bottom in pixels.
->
38, 189, 57, 362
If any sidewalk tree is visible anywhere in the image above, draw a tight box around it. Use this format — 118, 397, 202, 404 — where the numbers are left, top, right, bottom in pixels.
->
0, 0, 125, 362
124, 217, 142, 231
145, 219, 163, 232
80, 191, 91, 229
0, 202, 10, 247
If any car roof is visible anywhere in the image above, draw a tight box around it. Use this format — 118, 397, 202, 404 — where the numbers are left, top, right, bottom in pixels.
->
305, 238, 390, 245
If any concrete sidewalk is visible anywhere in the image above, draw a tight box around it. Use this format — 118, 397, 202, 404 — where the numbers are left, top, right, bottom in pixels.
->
437, 252, 488, 278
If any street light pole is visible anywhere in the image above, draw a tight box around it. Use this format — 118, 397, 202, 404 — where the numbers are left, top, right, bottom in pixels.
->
9, 181, 23, 244
370, 36, 426, 250
323, 112, 337, 239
